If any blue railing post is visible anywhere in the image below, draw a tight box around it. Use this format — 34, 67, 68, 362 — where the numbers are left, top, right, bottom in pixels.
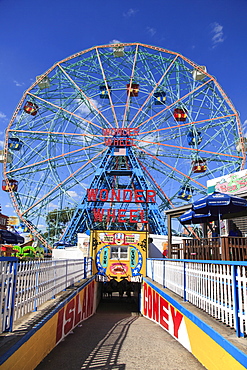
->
183, 261, 187, 302
84, 257, 87, 278
232, 265, 241, 337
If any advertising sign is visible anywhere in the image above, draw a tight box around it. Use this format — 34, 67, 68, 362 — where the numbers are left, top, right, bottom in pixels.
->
207, 169, 247, 195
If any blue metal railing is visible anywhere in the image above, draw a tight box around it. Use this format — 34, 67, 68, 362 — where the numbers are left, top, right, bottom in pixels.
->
0, 257, 93, 333
147, 258, 247, 337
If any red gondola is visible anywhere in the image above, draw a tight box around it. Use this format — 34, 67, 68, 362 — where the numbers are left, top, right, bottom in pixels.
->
192, 160, 207, 173
173, 108, 187, 122
24, 101, 38, 116
2, 179, 18, 192
127, 83, 139, 97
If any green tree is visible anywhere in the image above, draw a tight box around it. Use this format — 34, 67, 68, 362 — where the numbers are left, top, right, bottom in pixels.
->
43, 207, 75, 243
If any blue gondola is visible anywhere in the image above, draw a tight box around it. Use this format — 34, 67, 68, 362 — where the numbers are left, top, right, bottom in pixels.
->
187, 131, 202, 145
177, 186, 193, 201
8, 138, 22, 151
100, 85, 111, 99
153, 91, 166, 105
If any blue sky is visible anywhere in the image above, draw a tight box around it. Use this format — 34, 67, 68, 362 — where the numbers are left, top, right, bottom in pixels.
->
0, 0, 247, 217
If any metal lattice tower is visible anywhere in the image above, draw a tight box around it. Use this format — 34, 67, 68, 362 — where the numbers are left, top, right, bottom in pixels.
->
60, 145, 167, 245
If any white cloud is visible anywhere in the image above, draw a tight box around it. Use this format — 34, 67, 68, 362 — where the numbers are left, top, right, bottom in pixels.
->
242, 119, 247, 136
67, 190, 79, 198
0, 111, 6, 120
37, 224, 46, 230
5, 203, 14, 208
146, 27, 156, 37
123, 8, 138, 17
48, 202, 58, 210
76, 98, 101, 116
109, 39, 122, 45
13, 80, 25, 87
211, 22, 225, 48
0, 140, 4, 148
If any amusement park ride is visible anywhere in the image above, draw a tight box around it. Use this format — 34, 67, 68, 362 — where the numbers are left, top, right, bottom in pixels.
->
1, 43, 245, 257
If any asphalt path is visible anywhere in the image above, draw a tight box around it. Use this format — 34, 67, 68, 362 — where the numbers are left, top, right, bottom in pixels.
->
36, 296, 205, 370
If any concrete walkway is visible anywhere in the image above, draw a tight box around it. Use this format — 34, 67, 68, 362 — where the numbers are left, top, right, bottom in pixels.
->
36, 296, 205, 370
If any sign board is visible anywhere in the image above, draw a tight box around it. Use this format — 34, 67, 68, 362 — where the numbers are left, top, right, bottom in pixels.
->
207, 169, 247, 196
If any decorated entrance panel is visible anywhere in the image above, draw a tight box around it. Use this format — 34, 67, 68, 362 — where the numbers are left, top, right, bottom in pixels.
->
90, 230, 147, 282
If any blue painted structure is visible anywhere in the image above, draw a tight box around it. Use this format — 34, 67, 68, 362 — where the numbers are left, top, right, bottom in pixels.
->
60, 146, 167, 246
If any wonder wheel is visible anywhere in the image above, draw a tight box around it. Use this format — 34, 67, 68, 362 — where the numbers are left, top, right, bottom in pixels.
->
3, 43, 245, 248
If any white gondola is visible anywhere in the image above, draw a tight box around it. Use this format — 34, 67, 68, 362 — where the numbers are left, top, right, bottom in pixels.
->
0, 150, 12, 163
192, 66, 207, 81
113, 45, 124, 57
36, 75, 50, 89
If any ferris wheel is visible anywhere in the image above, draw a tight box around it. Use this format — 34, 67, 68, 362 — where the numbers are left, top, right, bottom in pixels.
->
3, 43, 245, 248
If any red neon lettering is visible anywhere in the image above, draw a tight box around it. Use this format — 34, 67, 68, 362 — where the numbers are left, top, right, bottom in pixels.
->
134, 189, 144, 202
99, 189, 108, 201
110, 189, 120, 202
106, 208, 116, 222
132, 128, 139, 135
123, 189, 132, 202
56, 307, 65, 343
140, 210, 148, 224
159, 296, 169, 330
87, 189, 98, 201
129, 210, 138, 223
104, 138, 112, 146
146, 190, 156, 203
64, 299, 75, 335
170, 306, 183, 339
118, 209, 126, 223
93, 208, 104, 221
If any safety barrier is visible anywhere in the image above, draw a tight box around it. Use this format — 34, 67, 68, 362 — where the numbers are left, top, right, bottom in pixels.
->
147, 258, 247, 337
0, 257, 92, 333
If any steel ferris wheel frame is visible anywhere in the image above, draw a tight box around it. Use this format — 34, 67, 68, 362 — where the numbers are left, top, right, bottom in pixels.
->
3, 42, 245, 248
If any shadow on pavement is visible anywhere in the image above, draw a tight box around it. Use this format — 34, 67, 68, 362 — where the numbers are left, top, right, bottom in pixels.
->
37, 295, 139, 370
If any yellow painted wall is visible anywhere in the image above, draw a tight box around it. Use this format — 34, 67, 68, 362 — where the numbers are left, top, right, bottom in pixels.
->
185, 317, 246, 370
142, 280, 247, 370
1, 315, 57, 370
1, 279, 96, 370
